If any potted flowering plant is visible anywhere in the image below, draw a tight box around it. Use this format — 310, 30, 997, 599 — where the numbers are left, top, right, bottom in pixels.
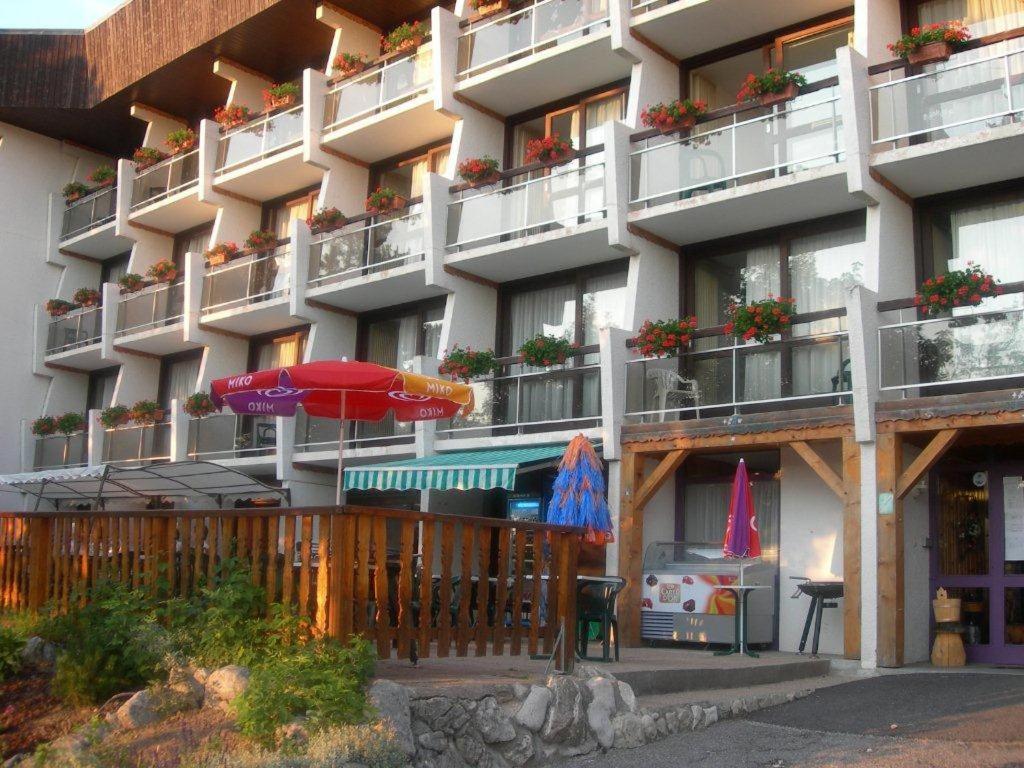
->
99, 405, 131, 429
724, 296, 796, 344
307, 207, 345, 233
213, 104, 252, 131
519, 334, 575, 368
737, 69, 808, 108
45, 299, 75, 317
31, 416, 58, 436
457, 156, 501, 186
889, 20, 970, 66
184, 392, 217, 418
641, 99, 708, 133
630, 317, 699, 358
468, 0, 509, 19
147, 259, 178, 284
332, 52, 368, 81
914, 263, 1001, 317
262, 82, 300, 113
439, 346, 498, 382
119, 273, 146, 293
89, 165, 117, 188
524, 134, 575, 166
245, 230, 277, 253
382, 21, 425, 56
366, 187, 408, 214
131, 400, 165, 424
72, 287, 101, 307
55, 412, 86, 435
166, 128, 198, 155
205, 242, 240, 267
62, 181, 89, 204
132, 146, 167, 171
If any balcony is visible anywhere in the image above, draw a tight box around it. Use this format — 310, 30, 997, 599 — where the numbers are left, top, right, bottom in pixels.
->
103, 421, 172, 466
33, 432, 87, 471
114, 281, 193, 355
44, 306, 106, 369
60, 185, 131, 258
445, 152, 617, 282
305, 203, 439, 312
187, 413, 277, 468
129, 150, 213, 231
455, 0, 625, 115
878, 293, 1024, 398
213, 104, 321, 201
629, 0, 849, 60
624, 314, 850, 422
436, 347, 602, 446
200, 245, 295, 335
293, 412, 415, 461
870, 40, 1024, 197
321, 46, 452, 163
628, 81, 851, 245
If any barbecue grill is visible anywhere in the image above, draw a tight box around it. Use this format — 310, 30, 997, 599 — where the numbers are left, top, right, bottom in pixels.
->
792, 578, 844, 656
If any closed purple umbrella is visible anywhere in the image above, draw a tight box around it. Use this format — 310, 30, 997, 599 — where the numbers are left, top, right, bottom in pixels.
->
723, 459, 761, 558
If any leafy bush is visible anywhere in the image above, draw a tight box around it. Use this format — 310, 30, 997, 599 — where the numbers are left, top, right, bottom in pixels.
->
0, 626, 22, 680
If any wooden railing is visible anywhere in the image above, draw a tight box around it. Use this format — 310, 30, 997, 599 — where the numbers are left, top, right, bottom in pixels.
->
0, 505, 581, 669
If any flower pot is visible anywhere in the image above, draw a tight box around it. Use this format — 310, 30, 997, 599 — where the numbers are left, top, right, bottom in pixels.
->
265, 94, 297, 114
95, 178, 115, 188
369, 195, 409, 214
470, 0, 509, 19
382, 35, 424, 62
658, 117, 697, 135
169, 140, 197, 155
207, 252, 230, 267
80, 298, 99, 308
65, 193, 82, 204
49, 308, 69, 318
932, 594, 961, 624
538, 149, 576, 167
138, 408, 167, 424
154, 272, 177, 284
907, 41, 953, 66
759, 82, 800, 108
331, 61, 367, 83
466, 172, 501, 188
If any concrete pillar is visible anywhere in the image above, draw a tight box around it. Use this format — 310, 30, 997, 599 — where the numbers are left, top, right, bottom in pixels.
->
87, 408, 106, 466
599, 327, 630, 461
170, 398, 189, 462
603, 120, 635, 252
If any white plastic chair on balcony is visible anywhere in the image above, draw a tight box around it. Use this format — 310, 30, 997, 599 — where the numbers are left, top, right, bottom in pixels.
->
646, 368, 700, 421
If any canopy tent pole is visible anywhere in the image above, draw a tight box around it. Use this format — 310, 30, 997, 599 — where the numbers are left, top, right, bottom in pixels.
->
32, 479, 46, 512
335, 390, 347, 507
94, 464, 111, 511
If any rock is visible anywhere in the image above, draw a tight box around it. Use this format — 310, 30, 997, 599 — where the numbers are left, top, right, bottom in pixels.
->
585, 677, 617, 713
586, 698, 614, 749
540, 677, 589, 745
512, 684, 530, 701
369, 680, 415, 757
501, 733, 534, 767
616, 681, 637, 713
513, 686, 551, 732
675, 707, 693, 731
611, 712, 644, 749
277, 717, 309, 747
454, 733, 485, 765
20, 637, 56, 668
690, 705, 704, 730
558, 738, 596, 758
473, 697, 516, 744
164, 666, 205, 710
438, 747, 469, 768
641, 713, 657, 741
418, 730, 450, 753
114, 690, 162, 729
204, 665, 250, 711
414, 698, 472, 736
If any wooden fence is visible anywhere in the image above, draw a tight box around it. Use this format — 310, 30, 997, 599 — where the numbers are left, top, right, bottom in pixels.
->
0, 506, 581, 669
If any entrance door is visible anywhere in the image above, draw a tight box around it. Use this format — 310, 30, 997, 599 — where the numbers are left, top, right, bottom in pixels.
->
931, 467, 1024, 664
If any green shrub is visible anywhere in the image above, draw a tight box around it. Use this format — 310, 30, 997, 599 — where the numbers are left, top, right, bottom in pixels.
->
0, 626, 22, 680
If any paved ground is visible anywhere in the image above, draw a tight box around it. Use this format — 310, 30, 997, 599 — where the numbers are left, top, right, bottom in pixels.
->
572, 673, 1024, 768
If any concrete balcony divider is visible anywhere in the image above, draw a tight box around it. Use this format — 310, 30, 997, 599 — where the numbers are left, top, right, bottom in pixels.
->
598, 326, 631, 461
171, 399, 189, 462
87, 409, 106, 467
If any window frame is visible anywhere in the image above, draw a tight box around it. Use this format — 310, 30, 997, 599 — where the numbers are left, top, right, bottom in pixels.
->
368, 140, 453, 198
260, 185, 322, 237
157, 349, 204, 412
355, 297, 448, 363
246, 326, 310, 373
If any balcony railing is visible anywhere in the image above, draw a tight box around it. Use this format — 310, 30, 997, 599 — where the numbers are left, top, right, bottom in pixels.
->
630, 0, 677, 13
33, 432, 87, 471
216, 104, 304, 174
187, 414, 277, 461
131, 150, 200, 210
446, 150, 606, 252
871, 42, 1024, 148
624, 313, 850, 422
629, 80, 842, 210
307, 203, 425, 288
116, 281, 185, 337
201, 245, 291, 315
457, 0, 610, 79
61, 185, 116, 241
294, 411, 413, 451
437, 347, 602, 439
103, 421, 172, 466
878, 293, 1024, 394
324, 46, 433, 131
45, 306, 102, 355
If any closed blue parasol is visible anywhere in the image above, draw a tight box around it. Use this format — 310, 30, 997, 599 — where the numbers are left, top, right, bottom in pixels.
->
546, 435, 613, 545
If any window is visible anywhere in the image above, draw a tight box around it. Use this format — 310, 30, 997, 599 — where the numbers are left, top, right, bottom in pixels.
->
372, 144, 451, 200
101, 253, 131, 289
508, 86, 626, 166
173, 224, 214, 273
249, 329, 307, 371
913, 0, 1024, 39
158, 351, 202, 411
87, 368, 119, 412
263, 188, 320, 241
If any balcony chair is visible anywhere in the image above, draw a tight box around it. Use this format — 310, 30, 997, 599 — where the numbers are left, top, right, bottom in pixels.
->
646, 367, 700, 421
831, 358, 852, 405
576, 577, 626, 662
256, 422, 277, 449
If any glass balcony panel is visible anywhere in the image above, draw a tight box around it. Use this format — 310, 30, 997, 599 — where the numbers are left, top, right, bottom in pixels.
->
293, 412, 411, 451
61, 186, 117, 240
308, 208, 426, 287
116, 282, 185, 336
188, 414, 277, 460
46, 307, 102, 354
217, 104, 304, 172
202, 247, 290, 314
104, 422, 171, 465
33, 433, 87, 470
131, 150, 200, 209
324, 48, 433, 130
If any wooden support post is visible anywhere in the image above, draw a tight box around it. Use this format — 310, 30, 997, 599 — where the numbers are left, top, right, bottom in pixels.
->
842, 437, 861, 660
895, 429, 959, 500
26, 516, 53, 611
617, 449, 645, 647
876, 432, 904, 667
790, 441, 846, 501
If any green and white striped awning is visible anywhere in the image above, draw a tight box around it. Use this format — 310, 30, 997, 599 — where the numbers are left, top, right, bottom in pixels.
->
344, 444, 573, 492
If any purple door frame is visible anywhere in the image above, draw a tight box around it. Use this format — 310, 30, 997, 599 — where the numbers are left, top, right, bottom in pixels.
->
929, 464, 1024, 665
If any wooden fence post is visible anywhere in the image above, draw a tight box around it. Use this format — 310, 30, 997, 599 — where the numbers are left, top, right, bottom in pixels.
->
27, 516, 53, 611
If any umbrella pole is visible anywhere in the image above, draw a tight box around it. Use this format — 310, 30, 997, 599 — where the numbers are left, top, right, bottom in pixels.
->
335, 391, 347, 508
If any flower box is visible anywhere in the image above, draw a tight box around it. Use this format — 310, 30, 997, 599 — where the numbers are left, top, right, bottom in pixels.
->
118, 273, 146, 294
205, 242, 240, 267
307, 207, 345, 234
458, 156, 501, 187
381, 22, 425, 60
331, 54, 368, 83
907, 40, 953, 66
889, 21, 970, 64
244, 230, 277, 254
759, 81, 800, 108
366, 188, 408, 214
468, 0, 509, 20
72, 288, 101, 308
641, 99, 708, 135
147, 259, 178, 284
525, 135, 576, 167
166, 128, 198, 155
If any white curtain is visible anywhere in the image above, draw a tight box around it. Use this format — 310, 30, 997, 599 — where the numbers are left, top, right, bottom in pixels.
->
919, 0, 1024, 37
741, 246, 783, 403
682, 479, 780, 563
581, 272, 627, 415
164, 356, 200, 408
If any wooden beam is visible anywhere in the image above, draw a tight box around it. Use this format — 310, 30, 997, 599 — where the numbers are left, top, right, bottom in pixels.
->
790, 441, 846, 501
617, 449, 646, 647
895, 429, 959, 499
626, 424, 852, 454
876, 432, 904, 668
877, 410, 1024, 433
634, 449, 689, 513
842, 437, 861, 661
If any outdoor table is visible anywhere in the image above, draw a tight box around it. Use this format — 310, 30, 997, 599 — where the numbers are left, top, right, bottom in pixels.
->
714, 584, 771, 658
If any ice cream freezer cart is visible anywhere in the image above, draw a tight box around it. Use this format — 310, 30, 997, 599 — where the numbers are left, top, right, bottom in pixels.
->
640, 541, 775, 645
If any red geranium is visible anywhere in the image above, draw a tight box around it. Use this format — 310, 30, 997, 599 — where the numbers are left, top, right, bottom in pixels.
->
914, 263, 1001, 316
629, 317, 698, 358
524, 134, 574, 165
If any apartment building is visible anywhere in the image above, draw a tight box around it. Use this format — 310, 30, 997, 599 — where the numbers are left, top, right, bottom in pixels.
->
2, 0, 1023, 669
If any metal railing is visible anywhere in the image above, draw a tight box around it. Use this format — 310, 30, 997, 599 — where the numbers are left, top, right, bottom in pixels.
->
61, 185, 117, 241
630, 0, 679, 13
871, 44, 1024, 148
187, 413, 278, 461
103, 421, 172, 466
116, 281, 185, 337
131, 150, 200, 210
879, 299, 1024, 394
629, 86, 843, 209
308, 204, 425, 288
446, 156, 606, 252
33, 432, 87, 471
324, 46, 433, 132
457, 0, 610, 79
624, 322, 850, 422
201, 245, 291, 315
294, 411, 413, 452
45, 306, 102, 355
216, 104, 304, 174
